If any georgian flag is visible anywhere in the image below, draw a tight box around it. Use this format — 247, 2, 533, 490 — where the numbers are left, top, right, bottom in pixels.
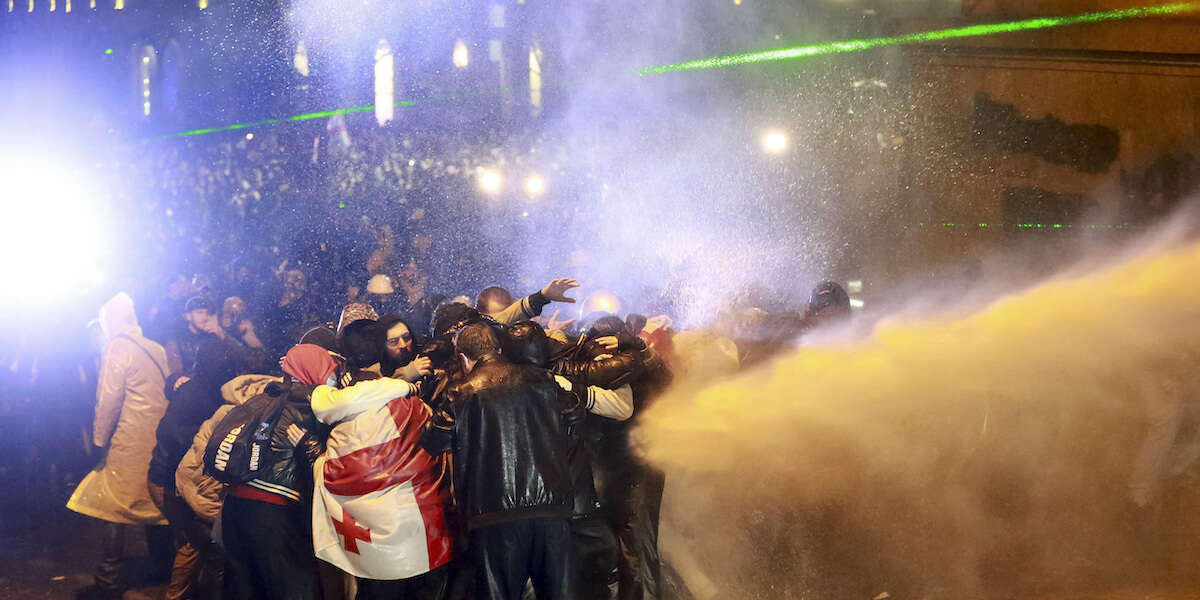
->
312, 394, 454, 580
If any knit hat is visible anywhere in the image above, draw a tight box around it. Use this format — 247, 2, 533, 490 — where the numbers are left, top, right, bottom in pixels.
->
336, 303, 379, 335
282, 344, 338, 386
366, 274, 395, 295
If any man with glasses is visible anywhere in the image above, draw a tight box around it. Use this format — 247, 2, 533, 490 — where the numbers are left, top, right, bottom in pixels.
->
377, 315, 432, 380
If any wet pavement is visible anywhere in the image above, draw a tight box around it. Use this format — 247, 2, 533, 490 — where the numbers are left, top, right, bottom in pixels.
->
0, 467, 163, 600
0, 470, 1196, 600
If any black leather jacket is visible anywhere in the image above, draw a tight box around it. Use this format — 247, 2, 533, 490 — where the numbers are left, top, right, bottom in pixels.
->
241, 382, 324, 503
421, 356, 586, 530
548, 351, 637, 519
549, 333, 662, 390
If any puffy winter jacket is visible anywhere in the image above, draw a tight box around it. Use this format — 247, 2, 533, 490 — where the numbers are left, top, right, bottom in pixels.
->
421, 356, 586, 530
176, 374, 280, 521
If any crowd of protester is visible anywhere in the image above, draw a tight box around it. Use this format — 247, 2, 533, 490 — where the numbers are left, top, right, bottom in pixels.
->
12, 90, 1196, 600
69, 250, 854, 600
0, 116, 862, 600
106, 118, 575, 309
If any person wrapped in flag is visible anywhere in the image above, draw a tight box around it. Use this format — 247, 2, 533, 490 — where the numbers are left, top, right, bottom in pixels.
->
287, 345, 453, 599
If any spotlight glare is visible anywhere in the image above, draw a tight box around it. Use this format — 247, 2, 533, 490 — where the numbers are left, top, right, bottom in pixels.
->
762, 130, 788, 153
581, 291, 622, 317
0, 163, 107, 303
525, 174, 545, 196
478, 169, 503, 194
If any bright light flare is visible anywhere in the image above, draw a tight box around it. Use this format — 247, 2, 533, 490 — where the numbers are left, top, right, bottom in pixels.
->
581, 291, 622, 317
525, 174, 545, 197
478, 169, 503, 194
762, 131, 788, 153
0, 163, 109, 303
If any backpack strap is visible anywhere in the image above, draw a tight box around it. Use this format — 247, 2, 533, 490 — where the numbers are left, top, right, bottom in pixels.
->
115, 333, 169, 382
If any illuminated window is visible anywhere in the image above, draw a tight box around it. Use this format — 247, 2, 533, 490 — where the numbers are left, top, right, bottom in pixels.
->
453, 39, 469, 69
294, 41, 310, 77
7, 0, 13, 13
65, 0, 70, 11
198, 0, 206, 8
49, 0, 54, 11
529, 42, 543, 113
27, 0, 32, 12
90, 0, 95, 7
374, 40, 394, 126
114, 0, 122, 9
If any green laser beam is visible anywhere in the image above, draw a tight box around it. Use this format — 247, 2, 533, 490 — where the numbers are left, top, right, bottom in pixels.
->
641, 2, 1200, 74
170, 98, 414, 138
175, 105, 380, 137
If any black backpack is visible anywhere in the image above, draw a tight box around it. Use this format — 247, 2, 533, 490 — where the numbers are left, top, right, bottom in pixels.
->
202, 390, 290, 485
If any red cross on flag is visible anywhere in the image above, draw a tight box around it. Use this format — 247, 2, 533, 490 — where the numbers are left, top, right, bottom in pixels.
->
311, 392, 455, 580
331, 508, 372, 554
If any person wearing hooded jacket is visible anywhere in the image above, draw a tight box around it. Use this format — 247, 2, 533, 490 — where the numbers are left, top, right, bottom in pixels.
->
68, 292, 173, 599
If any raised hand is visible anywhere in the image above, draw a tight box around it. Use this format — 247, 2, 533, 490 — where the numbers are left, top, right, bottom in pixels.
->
541, 278, 580, 304
546, 310, 575, 332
